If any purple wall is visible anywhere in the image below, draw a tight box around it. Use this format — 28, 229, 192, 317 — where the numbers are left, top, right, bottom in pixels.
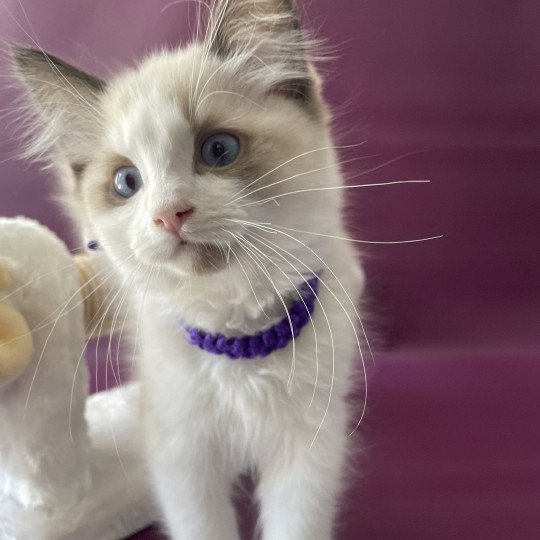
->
1, 1, 539, 538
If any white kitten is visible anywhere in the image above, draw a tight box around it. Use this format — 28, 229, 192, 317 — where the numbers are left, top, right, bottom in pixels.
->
13, 1, 366, 538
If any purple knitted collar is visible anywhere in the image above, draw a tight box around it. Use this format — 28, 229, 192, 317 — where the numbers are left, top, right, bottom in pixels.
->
180, 275, 320, 360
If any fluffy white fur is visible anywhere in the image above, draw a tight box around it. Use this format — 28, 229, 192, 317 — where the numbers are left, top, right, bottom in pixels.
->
0, 218, 156, 540
0, 217, 90, 512
12, 1, 367, 538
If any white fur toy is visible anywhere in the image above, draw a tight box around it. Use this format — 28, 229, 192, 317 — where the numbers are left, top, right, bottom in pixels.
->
0, 217, 156, 540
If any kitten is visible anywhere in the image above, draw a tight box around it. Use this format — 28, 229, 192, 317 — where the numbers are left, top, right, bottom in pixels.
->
12, 1, 366, 538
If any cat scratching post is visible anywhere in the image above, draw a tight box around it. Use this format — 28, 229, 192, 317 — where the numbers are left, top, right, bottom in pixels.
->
0, 217, 156, 540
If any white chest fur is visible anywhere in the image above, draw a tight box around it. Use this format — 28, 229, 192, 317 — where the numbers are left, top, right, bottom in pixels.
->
135, 240, 365, 540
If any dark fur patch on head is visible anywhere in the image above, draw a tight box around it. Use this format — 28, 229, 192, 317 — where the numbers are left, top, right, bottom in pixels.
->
71, 162, 87, 178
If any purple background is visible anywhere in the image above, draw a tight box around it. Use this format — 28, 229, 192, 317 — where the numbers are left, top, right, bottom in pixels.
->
1, 1, 539, 538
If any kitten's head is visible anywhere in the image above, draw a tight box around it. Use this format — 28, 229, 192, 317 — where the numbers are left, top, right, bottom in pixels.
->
12, 0, 343, 293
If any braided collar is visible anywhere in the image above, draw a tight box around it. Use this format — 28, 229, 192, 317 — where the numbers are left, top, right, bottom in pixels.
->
180, 275, 320, 360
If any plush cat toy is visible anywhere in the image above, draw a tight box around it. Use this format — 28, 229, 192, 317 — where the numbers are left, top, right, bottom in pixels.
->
0, 217, 156, 540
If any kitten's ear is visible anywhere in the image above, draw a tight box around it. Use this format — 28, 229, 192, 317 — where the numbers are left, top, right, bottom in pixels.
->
205, 0, 315, 102
11, 46, 105, 166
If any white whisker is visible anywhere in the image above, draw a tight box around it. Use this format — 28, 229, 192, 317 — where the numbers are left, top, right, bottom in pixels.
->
259, 223, 444, 246
239, 232, 328, 411
220, 230, 270, 319
245, 231, 350, 447
227, 142, 368, 203
23, 260, 128, 412
231, 233, 298, 387
238, 179, 432, 208
229, 156, 372, 205
230, 219, 370, 436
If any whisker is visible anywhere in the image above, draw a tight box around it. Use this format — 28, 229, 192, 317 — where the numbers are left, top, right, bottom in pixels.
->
227, 142, 369, 203
6, 0, 103, 118
231, 233, 298, 387
66, 257, 136, 441
217, 229, 270, 319
238, 232, 329, 411
0, 252, 104, 303
114, 263, 155, 385
6, 252, 129, 351
114, 299, 132, 386
68, 261, 143, 455
229, 155, 372, 205
191, 0, 231, 115
256, 223, 444, 246
101, 263, 143, 482
195, 90, 268, 115
103, 263, 142, 389
0, 240, 120, 304
131, 264, 158, 374
231, 219, 370, 435
22, 260, 128, 411
238, 179, 432, 208
245, 232, 342, 447
160, 0, 211, 16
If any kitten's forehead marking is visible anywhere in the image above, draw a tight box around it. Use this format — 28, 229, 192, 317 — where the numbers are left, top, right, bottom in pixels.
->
109, 87, 193, 178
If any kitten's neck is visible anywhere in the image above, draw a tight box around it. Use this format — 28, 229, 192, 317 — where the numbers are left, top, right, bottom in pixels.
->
142, 264, 309, 337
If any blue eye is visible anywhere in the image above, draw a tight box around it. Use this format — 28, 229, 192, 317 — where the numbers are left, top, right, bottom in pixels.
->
113, 166, 143, 198
201, 133, 240, 167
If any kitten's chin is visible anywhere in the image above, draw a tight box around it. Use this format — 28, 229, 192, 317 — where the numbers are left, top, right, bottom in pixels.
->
141, 240, 228, 277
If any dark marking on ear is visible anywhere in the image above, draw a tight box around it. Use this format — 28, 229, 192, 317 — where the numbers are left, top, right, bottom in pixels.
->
207, 1, 314, 107
71, 162, 87, 178
210, 32, 231, 60
10, 45, 106, 164
283, 0, 301, 30
208, 0, 303, 59
12, 46, 105, 92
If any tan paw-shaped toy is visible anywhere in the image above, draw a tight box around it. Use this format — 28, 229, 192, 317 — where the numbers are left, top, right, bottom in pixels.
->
0, 265, 34, 385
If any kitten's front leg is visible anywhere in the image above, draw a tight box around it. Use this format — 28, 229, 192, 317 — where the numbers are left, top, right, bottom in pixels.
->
148, 439, 240, 540
257, 415, 348, 540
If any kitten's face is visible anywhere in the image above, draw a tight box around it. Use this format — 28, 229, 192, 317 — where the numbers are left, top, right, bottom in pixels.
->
14, 0, 342, 286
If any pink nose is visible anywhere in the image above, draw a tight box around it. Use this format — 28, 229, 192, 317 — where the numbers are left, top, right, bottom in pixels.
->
153, 208, 194, 234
